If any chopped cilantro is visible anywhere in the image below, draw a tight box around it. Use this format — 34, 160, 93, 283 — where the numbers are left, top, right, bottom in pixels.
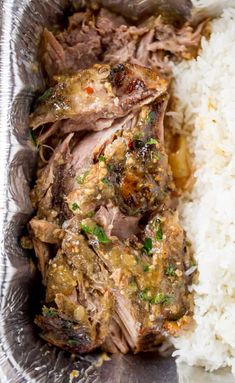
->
154, 153, 161, 160
80, 223, 93, 234
81, 223, 110, 244
93, 225, 110, 243
143, 264, 150, 272
101, 177, 110, 185
165, 263, 176, 277
146, 138, 158, 145
71, 203, 80, 211
98, 155, 106, 162
42, 307, 57, 318
156, 226, 163, 241
143, 237, 153, 254
139, 288, 150, 301
150, 293, 172, 305
140, 289, 172, 305
155, 219, 163, 241
98, 156, 113, 172
38, 88, 53, 102
68, 339, 80, 346
76, 176, 83, 184
146, 111, 156, 124
76, 171, 89, 184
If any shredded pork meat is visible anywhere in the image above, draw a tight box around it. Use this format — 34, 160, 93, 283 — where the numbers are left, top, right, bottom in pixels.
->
24, 4, 206, 355
42, 7, 207, 81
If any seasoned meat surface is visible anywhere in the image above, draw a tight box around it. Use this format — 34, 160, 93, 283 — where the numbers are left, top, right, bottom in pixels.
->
66, 99, 172, 218
35, 232, 113, 353
30, 78, 193, 353
29, 63, 168, 130
26, 3, 203, 356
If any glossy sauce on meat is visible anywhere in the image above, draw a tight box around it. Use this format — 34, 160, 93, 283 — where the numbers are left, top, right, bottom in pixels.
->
24, 3, 205, 355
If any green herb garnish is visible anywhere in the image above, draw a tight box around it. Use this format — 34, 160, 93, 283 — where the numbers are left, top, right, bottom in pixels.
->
155, 219, 163, 241
80, 223, 93, 234
76, 171, 89, 184
156, 226, 163, 241
68, 339, 80, 346
165, 263, 176, 277
71, 202, 80, 211
38, 88, 53, 102
146, 138, 158, 145
98, 156, 113, 174
93, 225, 110, 243
154, 152, 161, 161
139, 288, 150, 301
101, 177, 110, 185
42, 307, 57, 318
139, 289, 172, 305
143, 237, 153, 254
98, 155, 106, 162
146, 111, 156, 124
81, 223, 110, 243
143, 264, 150, 272
150, 293, 172, 305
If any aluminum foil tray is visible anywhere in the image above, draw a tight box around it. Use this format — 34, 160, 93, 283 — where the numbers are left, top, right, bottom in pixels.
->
0, 0, 235, 382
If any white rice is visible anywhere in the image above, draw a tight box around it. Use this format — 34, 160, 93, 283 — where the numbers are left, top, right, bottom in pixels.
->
170, 7, 235, 374
192, 0, 235, 18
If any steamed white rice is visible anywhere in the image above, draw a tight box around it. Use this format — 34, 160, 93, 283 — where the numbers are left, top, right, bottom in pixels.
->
170, 7, 235, 374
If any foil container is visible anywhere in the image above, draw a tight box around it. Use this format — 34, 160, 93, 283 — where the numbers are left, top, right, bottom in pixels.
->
0, 0, 235, 382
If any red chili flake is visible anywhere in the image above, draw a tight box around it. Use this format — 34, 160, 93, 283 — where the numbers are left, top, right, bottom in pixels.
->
85, 86, 94, 95
128, 140, 133, 149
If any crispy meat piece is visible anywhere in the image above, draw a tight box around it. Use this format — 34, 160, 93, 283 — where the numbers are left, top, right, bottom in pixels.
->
29, 63, 168, 130
67, 98, 172, 218
29, 218, 64, 244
